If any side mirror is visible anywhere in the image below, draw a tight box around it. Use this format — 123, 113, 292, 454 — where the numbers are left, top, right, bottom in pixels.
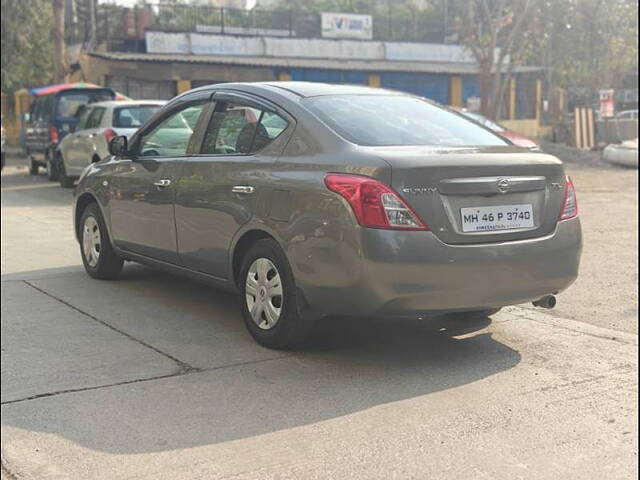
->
108, 135, 128, 157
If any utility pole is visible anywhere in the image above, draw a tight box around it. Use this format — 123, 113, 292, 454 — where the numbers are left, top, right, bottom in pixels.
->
443, 0, 448, 42
89, 0, 97, 50
52, 0, 68, 83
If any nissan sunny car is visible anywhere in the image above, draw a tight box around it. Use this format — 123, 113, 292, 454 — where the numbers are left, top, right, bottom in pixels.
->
73, 82, 582, 348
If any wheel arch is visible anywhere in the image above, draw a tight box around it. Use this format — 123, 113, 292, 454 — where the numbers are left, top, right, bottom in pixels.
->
230, 229, 278, 288
74, 192, 109, 243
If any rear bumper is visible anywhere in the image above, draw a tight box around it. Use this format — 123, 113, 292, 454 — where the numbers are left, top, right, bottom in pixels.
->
297, 218, 582, 317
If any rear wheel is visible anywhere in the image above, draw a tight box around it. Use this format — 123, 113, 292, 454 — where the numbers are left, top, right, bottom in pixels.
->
58, 154, 74, 188
28, 155, 39, 175
46, 153, 58, 181
79, 203, 123, 280
239, 238, 315, 349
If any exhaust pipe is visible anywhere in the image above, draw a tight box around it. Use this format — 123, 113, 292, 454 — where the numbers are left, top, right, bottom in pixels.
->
532, 295, 556, 309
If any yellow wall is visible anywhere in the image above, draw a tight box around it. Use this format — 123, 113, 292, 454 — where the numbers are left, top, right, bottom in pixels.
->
449, 76, 462, 107
501, 119, 550, 139
176, 79, 192, 94
1, 90, 32, 146
509, 78, 517, 120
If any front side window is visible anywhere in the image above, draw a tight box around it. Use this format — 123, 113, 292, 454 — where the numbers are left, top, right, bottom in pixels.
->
138, 103, 206, 157
302, 94, 508, 147
200, 102, 288, 155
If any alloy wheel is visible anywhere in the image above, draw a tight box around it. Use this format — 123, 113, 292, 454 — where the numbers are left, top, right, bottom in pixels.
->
82, 216, 101, 267
245, 258, 283, 330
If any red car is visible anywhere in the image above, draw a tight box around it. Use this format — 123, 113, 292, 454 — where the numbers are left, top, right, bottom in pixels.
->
455, 108, 540, 150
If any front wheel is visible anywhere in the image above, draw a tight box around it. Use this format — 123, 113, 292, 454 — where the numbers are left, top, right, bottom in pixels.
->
239, 239, 315, 349
80, 203, 123, 279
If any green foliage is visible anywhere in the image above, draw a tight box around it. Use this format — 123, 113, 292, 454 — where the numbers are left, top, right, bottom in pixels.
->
1, 0, 55, 94
536, 0, 638, 89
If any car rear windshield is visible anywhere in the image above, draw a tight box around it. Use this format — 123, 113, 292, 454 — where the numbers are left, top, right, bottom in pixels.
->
302, 94, 508, 147
56, 91, 114, 120
113, 105, 162, 128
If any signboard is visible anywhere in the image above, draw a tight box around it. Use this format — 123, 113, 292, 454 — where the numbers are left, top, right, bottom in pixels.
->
466, 96, 481, 112
599, 89, 615, 118
321, 12, 372, 40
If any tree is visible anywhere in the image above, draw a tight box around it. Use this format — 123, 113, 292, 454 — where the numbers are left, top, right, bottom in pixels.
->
1, 0, 54, 94
52, 0, 69, 83
451, 0, 546, 119
539, 0, 638, 91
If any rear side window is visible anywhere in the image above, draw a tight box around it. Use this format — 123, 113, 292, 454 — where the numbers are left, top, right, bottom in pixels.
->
30, 95, 53, 122
56, 91, 114, 120
302, 94, 508, 147
76, 107, 91, 130
200, 102, 288, 155
113, 105, 161, 128
138, 103, 206, 157
85, 107, 106, 129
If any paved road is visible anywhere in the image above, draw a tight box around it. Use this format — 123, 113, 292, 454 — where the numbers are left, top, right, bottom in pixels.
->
1, 159, 638, 479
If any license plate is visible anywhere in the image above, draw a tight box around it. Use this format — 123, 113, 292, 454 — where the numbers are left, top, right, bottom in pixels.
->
461, 204, 534, 232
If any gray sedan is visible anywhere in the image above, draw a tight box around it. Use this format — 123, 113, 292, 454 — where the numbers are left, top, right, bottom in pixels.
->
73, 82, 582, 348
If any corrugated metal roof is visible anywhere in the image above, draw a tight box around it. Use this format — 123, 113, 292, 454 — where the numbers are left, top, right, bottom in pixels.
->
90, 52, 542, 75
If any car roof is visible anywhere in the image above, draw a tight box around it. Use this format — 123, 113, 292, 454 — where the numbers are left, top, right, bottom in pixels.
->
184, 81, 401, 100
88, 100, 166, 109
260, 82, 399, 98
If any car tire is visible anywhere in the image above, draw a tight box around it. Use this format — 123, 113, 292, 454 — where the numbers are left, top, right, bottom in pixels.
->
28, 155, 39, 175
58, 154, 74, 188
79, 203, 123, 280
239, 238, 315, 349
46, 153, 59, 181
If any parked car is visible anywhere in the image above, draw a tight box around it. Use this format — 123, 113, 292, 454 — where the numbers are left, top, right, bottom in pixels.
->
602, 138, 638, 168
73, 82, 582, 348
615, 110, 638, 121
56, 100, 165, 187
454, 108, 540, 149
23, 83, 116, 180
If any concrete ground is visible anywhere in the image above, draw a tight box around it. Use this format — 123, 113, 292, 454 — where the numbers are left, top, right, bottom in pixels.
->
1, 156, 638, 479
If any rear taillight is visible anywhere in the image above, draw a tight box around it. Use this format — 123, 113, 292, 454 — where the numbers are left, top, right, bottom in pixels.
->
103, 128, 117, 143
49, 126, 59, 144
325, 174, 428, 230
559, 175, 578, 221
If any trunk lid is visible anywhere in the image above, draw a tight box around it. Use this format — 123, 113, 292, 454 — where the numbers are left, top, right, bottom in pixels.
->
365, 145, 567, 244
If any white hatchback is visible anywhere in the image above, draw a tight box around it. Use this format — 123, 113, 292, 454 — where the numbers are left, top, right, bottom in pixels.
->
56, 100, 165, 187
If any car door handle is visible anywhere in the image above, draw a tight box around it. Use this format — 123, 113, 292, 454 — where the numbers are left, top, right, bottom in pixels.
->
154, 179, 171, 188
232, 186, 254, 194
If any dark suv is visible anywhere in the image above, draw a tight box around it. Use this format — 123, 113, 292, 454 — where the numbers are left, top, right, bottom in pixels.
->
24, 86, 115, 179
